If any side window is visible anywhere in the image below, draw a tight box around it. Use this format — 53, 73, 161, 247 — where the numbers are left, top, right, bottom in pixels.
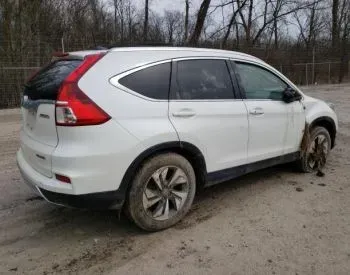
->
119, 62, 171, 99
174, 59, 234, 100
235, 62, 287, 100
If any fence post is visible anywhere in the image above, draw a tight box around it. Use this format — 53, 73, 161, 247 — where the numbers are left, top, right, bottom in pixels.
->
312, 47, 315, 84
61, 37, 65, 52
305, 63, 308, 86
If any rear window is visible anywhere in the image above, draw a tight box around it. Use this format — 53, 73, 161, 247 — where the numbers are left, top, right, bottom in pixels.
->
24, 59, 82, 100
119, 62, 171, 100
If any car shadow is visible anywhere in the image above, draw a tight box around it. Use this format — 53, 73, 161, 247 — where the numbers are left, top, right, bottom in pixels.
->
3, 163, 303, 273
34, 162, 298, 236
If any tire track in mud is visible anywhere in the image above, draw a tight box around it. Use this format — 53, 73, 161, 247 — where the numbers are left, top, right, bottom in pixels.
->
40, 198, 224, 274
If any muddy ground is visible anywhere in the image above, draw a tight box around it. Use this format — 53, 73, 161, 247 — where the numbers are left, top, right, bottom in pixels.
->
0, 84, 350, 275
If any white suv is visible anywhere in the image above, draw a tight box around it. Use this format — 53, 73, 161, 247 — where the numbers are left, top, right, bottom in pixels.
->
17, 47, 338, 231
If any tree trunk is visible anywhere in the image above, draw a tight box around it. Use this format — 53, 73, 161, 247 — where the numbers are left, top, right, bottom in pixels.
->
113, 0, 117, 43
235, 20, 240, 49
184, 0, 189, 44
89, 0, 100, 45
273, 15, 278, 49
143, 0, 149, 42
120, 0, 125, 44
246, 0, 254, 46
222, 1, 247, 49
188, 0, 211, 46
222, 13, 236, 49
332, 0, 339, 48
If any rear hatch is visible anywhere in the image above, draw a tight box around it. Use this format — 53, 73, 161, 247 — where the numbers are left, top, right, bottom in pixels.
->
21, 59, 82, 177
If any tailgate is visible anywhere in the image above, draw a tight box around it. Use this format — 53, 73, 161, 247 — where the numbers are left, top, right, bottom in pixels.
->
22, 102, 58, 147
21, 59, 82, 177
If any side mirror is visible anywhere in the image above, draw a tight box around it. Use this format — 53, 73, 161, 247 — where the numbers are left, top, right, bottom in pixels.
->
283, 88, 302, 103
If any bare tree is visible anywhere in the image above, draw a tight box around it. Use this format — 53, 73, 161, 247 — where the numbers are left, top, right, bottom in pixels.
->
236, 0, 320, 47
164, 11, 182, 44
338, 0, 350, 82
221, 0, 247, 48
143, 0, 149, 42
271, 0, 284, 49
184, 0, 190, 43
237, 0, 254, 46
332, 0, 340, 48
295, 0, 325, 52
188, 0, 211, 46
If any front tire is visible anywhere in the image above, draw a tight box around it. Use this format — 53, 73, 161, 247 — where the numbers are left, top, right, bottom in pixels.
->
126, 153, 196, 231
297, 126, 331, 173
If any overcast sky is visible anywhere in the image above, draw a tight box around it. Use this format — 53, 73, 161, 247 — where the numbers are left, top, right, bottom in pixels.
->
129, 0, 297, 38
135, 0, 201, 14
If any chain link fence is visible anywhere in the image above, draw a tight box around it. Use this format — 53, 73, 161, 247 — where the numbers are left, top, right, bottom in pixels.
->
0, 51, 349, 109
0, 67, 40, 109
272, 61, 348, 86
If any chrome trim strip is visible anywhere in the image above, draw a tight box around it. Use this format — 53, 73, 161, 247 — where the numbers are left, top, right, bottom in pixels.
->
110, 57, 235, 102
109, 59, 172, 102
172, 56, 229, 61
169, 99, 243, 102
56, 101, 68, 105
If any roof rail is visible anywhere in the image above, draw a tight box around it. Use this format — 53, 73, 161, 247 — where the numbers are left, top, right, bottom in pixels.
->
108, 42, 174, 48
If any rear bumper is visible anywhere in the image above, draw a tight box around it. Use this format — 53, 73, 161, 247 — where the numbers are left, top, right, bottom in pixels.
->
17, 149, 125, 210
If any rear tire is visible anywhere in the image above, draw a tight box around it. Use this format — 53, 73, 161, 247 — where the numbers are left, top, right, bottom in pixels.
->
126, 153, 196, 231
296, 126, 331, 173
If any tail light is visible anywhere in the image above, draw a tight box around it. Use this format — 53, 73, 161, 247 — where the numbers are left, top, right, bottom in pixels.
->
55, 53, 111, 126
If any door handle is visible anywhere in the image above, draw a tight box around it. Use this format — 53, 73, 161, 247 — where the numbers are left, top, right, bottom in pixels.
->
249, 107, 264, 115
172, 109, 196, 118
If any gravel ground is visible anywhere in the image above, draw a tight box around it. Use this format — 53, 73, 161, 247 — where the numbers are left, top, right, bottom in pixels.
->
0, 84, 350, 275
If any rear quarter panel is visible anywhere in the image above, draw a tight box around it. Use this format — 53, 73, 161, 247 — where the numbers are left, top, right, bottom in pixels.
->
53, 120, 143, 194
78, 51, 180, 150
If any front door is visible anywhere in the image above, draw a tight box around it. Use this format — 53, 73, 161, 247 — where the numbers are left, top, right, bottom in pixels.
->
233, 61, 295, 163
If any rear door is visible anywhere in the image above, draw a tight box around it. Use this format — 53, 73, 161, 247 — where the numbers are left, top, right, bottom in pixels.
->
168, 58, 249, 173
21, 59, 82, 177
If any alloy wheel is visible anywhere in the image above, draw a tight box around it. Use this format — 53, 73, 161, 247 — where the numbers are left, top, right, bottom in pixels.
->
142, 166, 189, 221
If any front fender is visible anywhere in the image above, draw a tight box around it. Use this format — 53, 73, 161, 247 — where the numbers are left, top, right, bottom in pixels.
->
302, 95, 338, 131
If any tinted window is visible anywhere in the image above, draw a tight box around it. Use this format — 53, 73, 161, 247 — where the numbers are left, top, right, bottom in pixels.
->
174, 60, 234, 100
235, 62, 287, 100
119, 62, 171, 99
24, 60, 82, 100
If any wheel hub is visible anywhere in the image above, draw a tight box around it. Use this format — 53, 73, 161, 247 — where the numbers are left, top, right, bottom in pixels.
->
142, 166, 189, 221
162, 188, 170, 198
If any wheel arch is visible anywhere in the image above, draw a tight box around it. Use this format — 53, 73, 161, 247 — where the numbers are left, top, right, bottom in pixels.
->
119, 141, 207, 202
310, 116, 336, 148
